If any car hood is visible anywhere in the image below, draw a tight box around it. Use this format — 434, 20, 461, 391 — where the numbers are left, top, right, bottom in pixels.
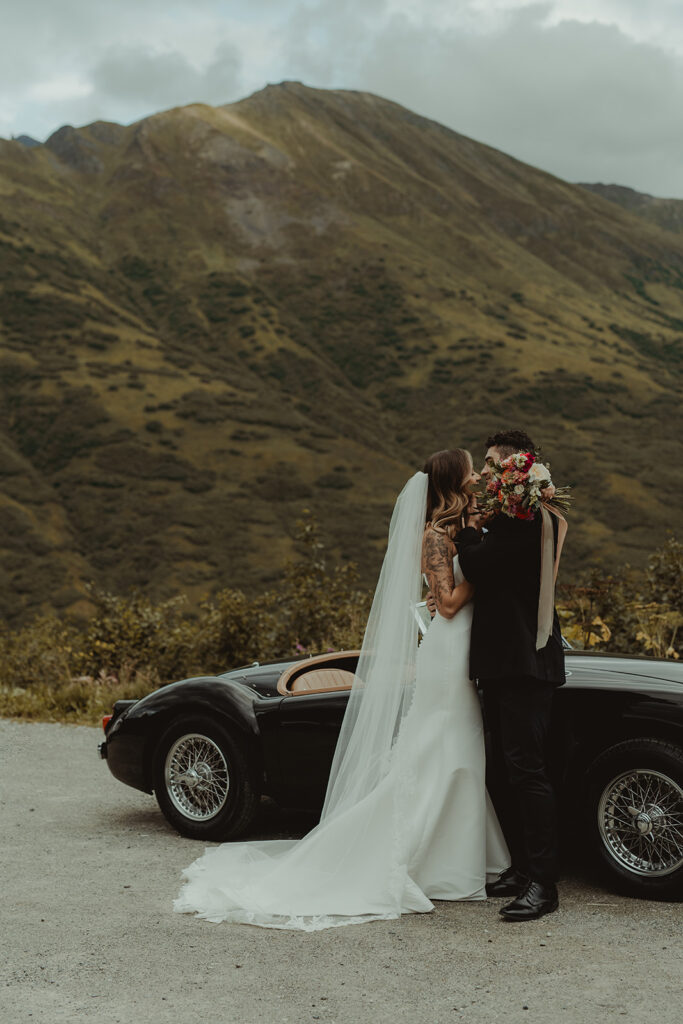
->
219, 658, 296, 698
566, 650, 683, 691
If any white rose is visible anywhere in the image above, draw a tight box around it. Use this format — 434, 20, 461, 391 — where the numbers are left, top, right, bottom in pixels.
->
514, 484, 524, 494
528, 462, 551, 484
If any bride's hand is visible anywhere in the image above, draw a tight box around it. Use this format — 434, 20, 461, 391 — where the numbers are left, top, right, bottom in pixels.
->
465, 495, 485, 531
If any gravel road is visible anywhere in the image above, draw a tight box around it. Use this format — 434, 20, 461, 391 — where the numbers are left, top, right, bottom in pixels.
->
1, 719, 681, 1024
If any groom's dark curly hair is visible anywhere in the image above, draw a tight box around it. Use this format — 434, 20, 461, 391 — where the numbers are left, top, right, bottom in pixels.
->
485, 429, 538, 459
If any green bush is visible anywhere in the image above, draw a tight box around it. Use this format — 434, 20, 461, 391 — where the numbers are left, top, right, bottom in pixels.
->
191, 588, 272, 674
0, 526, 679, 725
558, 536, 682, 659
0, 512, 371, 722
263, 510, 370, 656
78, 587, 199, 680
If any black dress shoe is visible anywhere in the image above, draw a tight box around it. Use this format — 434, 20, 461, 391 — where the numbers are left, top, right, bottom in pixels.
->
499, 881, 558, 921
485, 867, 529, 898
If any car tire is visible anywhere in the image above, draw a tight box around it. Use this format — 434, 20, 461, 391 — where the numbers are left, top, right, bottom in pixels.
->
585, 737, 683, 900
152, 715, 260, 840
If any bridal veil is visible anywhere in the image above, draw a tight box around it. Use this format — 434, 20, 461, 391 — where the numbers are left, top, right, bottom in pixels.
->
174, 471, 446, 929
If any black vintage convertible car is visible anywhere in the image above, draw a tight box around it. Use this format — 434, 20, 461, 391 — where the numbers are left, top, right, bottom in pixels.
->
99, 644, 683, 900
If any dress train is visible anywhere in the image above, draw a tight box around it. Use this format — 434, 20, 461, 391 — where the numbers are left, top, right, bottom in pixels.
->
174, 557, 509, 929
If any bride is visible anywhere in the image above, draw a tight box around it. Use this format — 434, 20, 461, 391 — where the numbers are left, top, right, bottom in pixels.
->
174, 449, 510, 930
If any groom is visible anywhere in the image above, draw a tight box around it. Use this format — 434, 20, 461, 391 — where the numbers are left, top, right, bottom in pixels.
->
431, 428, 565, 921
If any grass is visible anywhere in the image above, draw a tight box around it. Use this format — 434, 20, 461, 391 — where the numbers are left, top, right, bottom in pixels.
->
0, 675, 149, 726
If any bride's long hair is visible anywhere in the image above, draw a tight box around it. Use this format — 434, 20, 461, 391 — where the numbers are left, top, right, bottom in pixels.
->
423, 448, 472, 538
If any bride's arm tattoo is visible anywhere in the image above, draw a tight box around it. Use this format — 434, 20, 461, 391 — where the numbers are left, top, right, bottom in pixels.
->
422, 529, 455, 609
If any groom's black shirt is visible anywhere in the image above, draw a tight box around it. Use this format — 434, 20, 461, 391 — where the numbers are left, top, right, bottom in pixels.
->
457, 513, 566, 685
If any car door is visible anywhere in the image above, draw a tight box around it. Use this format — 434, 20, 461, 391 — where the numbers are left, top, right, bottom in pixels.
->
271, 691, 349, 810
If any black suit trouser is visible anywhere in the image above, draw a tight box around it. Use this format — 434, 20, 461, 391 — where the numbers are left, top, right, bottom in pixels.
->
481, 677, 559, 885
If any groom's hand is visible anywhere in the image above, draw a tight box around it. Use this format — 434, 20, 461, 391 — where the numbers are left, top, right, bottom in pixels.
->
425, 591, 437, 619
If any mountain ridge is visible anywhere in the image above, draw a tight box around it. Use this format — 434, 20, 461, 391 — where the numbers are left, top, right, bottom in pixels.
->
578, 181, 683, 235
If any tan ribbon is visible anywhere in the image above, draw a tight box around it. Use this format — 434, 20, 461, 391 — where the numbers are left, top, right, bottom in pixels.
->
536, 504, 569, 651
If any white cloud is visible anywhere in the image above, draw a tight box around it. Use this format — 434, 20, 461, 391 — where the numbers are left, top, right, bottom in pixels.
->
1, 1, 683, 197
271, 2, 683, 196
90, 42, 241, 109
28, 73, 92, 104
405, 11, 683, 195
0, 2, 254, 139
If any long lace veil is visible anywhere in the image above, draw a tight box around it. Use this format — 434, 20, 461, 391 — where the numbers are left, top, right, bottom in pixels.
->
175, 470, 435, 930
320, 471, 428, 824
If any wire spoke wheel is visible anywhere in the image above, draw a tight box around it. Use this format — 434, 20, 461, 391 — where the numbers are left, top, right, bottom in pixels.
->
598, 769, 683, 878
165, 733, 230, 821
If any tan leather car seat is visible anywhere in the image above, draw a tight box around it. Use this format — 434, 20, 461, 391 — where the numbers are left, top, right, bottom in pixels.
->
289, 667, 355, 694
277, 651, 360, 696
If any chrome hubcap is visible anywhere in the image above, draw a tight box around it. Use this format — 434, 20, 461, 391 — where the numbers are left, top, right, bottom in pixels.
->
598, 769, 683, 877
165, 733, 229, 821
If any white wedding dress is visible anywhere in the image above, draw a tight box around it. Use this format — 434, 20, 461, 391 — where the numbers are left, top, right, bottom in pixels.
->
174, 554, 510, 930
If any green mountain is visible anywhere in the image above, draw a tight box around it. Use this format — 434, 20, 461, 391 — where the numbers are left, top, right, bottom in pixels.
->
1, 82, 681, 624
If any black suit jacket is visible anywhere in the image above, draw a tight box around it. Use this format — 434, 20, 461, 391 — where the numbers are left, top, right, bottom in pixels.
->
457, 513, 566, 686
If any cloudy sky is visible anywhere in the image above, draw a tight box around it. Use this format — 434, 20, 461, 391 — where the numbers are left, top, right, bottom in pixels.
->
2, 0, 683, 197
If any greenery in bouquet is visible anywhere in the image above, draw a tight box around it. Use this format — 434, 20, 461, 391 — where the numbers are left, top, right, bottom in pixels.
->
478, 451, 571, 521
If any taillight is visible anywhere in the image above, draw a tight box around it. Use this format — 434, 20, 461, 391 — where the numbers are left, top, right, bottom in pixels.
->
102, 714, 113, 733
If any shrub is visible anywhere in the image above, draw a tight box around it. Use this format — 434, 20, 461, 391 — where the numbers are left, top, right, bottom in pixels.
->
191, 589, 273, 674
0, 512, 372, 722
647, 536, 683, 609
1, 526, 679, 725
78, 587, 199, 680
263, 510, 370, 656
557, 536, 682, 659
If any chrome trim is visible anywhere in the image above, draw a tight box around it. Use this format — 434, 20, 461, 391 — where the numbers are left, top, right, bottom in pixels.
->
598, 769, 683, 877
164, 733, 230, 821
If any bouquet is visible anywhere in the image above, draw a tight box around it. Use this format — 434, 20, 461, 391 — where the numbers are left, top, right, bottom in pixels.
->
478, 451, 571, 521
